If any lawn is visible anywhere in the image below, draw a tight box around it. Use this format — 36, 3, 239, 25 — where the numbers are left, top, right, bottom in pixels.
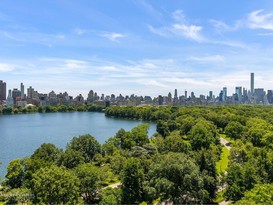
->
216, 145, 230, 174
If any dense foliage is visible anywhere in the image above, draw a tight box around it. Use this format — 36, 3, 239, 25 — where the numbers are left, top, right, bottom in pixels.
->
0, 104, 105, 115
1, 105, 273, 204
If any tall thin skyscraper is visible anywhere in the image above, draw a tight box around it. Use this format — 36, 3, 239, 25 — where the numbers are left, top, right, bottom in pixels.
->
20, 82, 24, 100
251, 73, 254, 94
0, 80, 7, 101
174, 89, 178, 98
223, 87, 227, 101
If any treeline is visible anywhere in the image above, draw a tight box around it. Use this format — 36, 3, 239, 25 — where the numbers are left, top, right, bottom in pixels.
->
1, 121, 221, 204
0, 104, 105, 115
2, 105, 273, 204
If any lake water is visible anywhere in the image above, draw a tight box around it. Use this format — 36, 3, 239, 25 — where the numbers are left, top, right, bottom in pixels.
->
0, 112, 156, 179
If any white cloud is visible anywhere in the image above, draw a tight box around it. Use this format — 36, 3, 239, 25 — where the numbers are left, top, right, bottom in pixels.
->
257, 32, 273, 35
149, 10, 205, 42
0, 63, 14, 72
101, 32, 126, 42
188, 55, 225, 62
172, 24, 204, 42
248, 10, 273, 30
172, 10, 186, 22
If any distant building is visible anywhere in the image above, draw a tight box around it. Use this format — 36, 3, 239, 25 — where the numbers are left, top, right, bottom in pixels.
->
267, 90, 273, 104
219, 90, 223, 102
223, 87, 227, 101
158, 95, 163, 105
209, 91, 213, 100
6, 90, 13, 107
20, 82, 25, 100
174, 89, 178, 98
12, 88, 21, 104
251, 73, 254, 95
255, 88, 264, 104
235, 86, 242, 102
0, 80, 6, 101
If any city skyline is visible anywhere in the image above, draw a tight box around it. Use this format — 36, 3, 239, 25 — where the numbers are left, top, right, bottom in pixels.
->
1, 1, 273, 96
1, 73, 272, 105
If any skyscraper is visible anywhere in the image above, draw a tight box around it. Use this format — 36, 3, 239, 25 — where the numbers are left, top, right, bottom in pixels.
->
174, 89, 178, 98
251, 73, 254, 94
223, 87, 227, 101
20, 82, 25, 100
235, 86, 242, 102
0, 80, 6, 101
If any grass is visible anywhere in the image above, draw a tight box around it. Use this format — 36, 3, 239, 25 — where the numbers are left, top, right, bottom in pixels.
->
0, 202, 6, 205
214, 190, 225, 204
216, 145, 230, 174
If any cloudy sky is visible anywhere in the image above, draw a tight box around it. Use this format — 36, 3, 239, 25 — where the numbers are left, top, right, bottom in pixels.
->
1, 0, 273, 98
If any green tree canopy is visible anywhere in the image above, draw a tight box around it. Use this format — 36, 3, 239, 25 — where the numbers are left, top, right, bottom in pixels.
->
74, 163, 99, 203
5, 159, 24, 188
145, 152, 210, 204
31, 143, 61, 162
67, 134, 101, 163
57, 148, 84, 169
31, 165, 81, 204
235, 184, 273, 205
121, 158, 144, 204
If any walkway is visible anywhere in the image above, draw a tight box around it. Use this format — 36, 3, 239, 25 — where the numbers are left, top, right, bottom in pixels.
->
219, 137, 232, 205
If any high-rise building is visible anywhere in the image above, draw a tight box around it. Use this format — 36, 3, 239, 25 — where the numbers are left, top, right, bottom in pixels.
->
235, 86, 242, 102
267, 90, 273, 104
185, 90, 187, 99
174, 89, 178, 98
223, 87, 227, 101
158, 95, 163, 105
255, 88, 264, 104
0, 80, 6, 101
251, 73, 254, 94
20, 83, 25, 100
209, 91, 213, 99
6, 90, 13, 107
12, 88, 21, 104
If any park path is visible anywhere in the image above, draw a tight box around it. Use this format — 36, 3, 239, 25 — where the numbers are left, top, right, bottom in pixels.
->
104, 182, 121, 189
219, 137, 232, 205
220, 137, 231, 151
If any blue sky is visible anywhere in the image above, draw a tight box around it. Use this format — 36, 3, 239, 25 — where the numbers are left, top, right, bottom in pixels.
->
1, 0, 273, 98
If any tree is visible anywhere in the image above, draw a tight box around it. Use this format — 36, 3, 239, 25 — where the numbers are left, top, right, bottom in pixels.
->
131, 124, 150, 146
225, 121, 244, 139
156, 132, 190, 153
31, 143, 61, 162
57, 149, 84, 169
5, 159, 24, 188
145, 152, 210, 204
100, 188, 122, 205
75, 163, 99, 203
178, 116, 195, 135
156, 120, 170, 137
235, 184, 273, 205
67, 134, 101, 163
2, 107, 13, 114
31, 165, 81, 204
190, 119, 219, 150
121, 158, 144, 204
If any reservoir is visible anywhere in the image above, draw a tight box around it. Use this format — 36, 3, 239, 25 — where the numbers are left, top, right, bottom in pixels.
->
0, 112, 156, 179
